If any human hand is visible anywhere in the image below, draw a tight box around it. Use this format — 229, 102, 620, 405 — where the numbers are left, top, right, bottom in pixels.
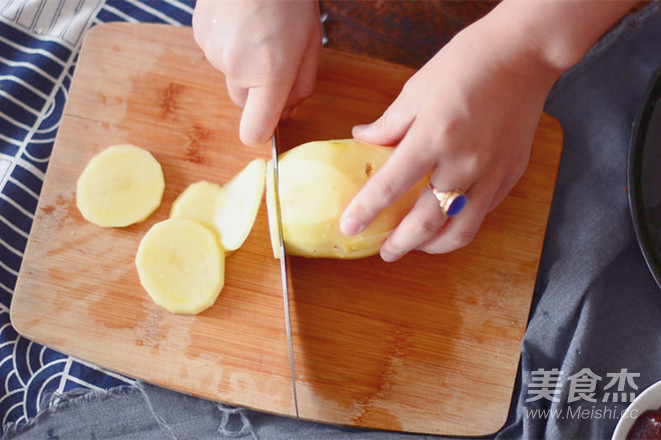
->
193, 0, 323, 146
340, 15, 563, 262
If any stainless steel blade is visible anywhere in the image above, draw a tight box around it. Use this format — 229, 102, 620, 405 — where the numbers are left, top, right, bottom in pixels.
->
271, 132, 300, 418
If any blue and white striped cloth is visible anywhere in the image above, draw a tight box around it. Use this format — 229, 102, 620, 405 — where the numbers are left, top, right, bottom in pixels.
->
0, 0, 195, 433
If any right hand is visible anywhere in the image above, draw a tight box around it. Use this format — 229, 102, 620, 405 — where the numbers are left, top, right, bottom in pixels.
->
340, 16, 560, 262
193, 0, 323, 147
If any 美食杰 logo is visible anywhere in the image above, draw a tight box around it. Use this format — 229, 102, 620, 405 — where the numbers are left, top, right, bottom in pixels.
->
524, 368, 640, 421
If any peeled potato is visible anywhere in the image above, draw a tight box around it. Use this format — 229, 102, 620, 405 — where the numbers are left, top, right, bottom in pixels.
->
135, 218, 224, 314
266, 139, 426, 259
76, 144, 164, 227
214, 158, 266, 251
170, 180, 223, 233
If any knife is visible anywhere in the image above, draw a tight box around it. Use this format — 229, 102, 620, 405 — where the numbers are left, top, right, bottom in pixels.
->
271, 130, 300, 418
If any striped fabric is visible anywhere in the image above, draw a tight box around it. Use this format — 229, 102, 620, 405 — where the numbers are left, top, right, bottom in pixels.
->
0, 0, 195, 433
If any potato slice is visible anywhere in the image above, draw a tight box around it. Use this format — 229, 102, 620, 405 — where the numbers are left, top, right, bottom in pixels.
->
76, 144, 164, 227
214, 158, 266, 251
170, 180, 223, 233
136, 218, 224, 314
265, 162, 282, 259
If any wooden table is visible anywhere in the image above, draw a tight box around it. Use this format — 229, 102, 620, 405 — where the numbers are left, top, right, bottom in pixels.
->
320, 0, 650, 69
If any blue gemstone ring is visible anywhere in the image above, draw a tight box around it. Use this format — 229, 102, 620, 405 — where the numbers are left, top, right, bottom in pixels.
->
428, 183, 467, 217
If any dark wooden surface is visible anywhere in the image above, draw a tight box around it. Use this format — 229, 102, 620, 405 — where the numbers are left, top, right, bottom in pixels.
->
319, 1, 495, 68
320, 1, 651, 69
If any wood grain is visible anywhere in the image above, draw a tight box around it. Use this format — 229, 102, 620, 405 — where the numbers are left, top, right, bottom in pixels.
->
10, 23, 563, 436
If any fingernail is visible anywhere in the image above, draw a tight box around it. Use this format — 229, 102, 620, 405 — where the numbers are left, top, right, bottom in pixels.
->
239, 127, 267, 148
380, 250, 397, 263
340, 217, 362, 236
351, 124, 369, 137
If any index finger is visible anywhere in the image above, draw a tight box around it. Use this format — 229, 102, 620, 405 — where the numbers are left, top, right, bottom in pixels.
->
240, 82, 291, 147
340, 130, 436, 236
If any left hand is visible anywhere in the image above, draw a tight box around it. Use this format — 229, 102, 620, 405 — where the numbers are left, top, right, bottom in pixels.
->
340, 15, 561, 262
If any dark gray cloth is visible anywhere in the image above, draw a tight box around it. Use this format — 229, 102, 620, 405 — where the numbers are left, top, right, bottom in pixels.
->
5, 3, 661, 440
507, 2, 661, 438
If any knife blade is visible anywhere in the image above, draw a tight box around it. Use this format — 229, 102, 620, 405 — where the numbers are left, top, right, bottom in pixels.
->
271, 130, 300, 418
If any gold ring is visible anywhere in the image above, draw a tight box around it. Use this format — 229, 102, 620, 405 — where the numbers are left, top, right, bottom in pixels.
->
428, 183, 467, 217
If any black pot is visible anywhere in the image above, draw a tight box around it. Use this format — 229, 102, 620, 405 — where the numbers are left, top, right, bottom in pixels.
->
628, 63, 661, 290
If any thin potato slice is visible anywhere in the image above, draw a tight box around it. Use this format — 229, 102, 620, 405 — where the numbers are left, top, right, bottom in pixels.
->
76, 144, 164, 227
265, 161, 281, 259
136, 218, 225, 314
170, 180, 223, 233
214, 158, 266, 251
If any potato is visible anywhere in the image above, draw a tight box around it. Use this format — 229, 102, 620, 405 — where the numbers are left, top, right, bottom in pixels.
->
214, 158, 266, 252
76, 144, 164, 227
266, 139, 426, 259
136, 159, 265, 314
170, 180, 223, 233
135, 218, 225, 314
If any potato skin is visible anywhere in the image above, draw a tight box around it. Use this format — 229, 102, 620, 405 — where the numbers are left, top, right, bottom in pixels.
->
267, 139, 426, 259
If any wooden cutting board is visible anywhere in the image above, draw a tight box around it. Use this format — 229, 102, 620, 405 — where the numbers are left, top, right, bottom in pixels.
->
10, 23, 562, 436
